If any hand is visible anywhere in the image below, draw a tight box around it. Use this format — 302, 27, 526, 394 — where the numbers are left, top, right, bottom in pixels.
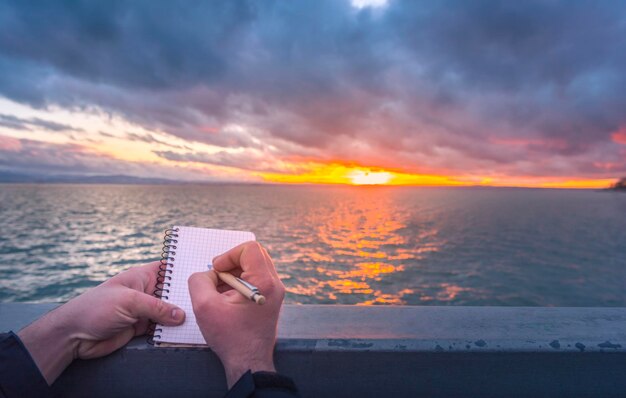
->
18, 262, 185, 384
188, 242, 285, 388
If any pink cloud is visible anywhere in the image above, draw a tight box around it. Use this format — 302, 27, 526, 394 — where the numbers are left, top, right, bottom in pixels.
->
593, 161, 625, 171
489, 136, 572, 152
612, 127, 626, 145
198, 126, 220, 134
0, 135, 22, 151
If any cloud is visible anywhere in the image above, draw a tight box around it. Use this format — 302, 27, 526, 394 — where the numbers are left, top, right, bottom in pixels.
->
0, 137, 116, 175
612, 127, 626, 145
0, 135, 21, 151
123, 131, 190, 150
0, 113, 82, 132
0, 135, 240, 180
153, 149, 284, 173
0, 0, 625, 179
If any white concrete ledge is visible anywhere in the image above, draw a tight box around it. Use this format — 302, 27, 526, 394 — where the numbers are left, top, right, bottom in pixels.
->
1, 303, 625, 397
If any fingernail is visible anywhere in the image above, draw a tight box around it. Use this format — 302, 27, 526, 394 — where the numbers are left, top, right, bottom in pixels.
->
171, 309, 181, 321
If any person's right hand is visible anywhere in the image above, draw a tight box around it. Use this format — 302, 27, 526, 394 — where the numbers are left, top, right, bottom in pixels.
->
188, 241, 285, 388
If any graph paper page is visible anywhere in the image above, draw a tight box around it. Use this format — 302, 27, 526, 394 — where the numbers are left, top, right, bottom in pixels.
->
157, 226, 256, 345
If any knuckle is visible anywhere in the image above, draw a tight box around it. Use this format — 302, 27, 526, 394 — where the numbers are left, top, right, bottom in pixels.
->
188, 272, 201, 286
256, 277, 273, 292
259, 277, 284, 299
124, 265, 141, 277
152, 295, 167, 314
261, 246, 274, 261
126, 289, 141, 304
125, 290, 145, 316
245, 241, 264, 255
246, 240, 264, 254
248, 240, 263, 249
276, 281, 286, 300
278, 279, 286, 293
140, 265, 154, 279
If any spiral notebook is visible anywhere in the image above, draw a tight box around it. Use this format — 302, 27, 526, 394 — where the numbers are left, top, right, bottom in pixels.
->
152, 226, 256, 345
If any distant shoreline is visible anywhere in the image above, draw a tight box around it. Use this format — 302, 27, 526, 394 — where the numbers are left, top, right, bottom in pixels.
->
0, 181, 616, 190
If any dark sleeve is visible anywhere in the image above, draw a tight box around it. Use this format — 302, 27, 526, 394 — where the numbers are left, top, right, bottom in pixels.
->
225, 370, 300, 398
0, 332, 51, 398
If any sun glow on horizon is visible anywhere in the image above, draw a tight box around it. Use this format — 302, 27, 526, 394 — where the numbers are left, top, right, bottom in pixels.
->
258, 163, 466, 186
349, 170, 392, 185
257, 162, 616, 189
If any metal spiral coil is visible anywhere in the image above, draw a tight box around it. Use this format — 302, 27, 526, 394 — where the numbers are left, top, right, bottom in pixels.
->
147, 227, 179, 345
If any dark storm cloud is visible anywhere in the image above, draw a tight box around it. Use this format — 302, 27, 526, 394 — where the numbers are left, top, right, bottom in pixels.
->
0, 1, 237, 89
0, 0, 625, 177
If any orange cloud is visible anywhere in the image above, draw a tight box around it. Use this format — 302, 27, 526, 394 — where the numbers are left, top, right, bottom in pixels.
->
537, 179, 616, 189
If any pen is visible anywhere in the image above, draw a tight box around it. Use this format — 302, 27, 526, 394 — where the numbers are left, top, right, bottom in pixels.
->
216, 271, 266, 305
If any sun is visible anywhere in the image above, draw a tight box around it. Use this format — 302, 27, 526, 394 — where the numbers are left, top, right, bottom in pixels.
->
349, 170, 392, 185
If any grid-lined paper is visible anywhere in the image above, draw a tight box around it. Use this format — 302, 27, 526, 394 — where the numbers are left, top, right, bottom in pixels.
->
156, 226, 256, 345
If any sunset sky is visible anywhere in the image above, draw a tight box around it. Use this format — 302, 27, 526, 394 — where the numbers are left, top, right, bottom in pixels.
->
0, 0, 625, 188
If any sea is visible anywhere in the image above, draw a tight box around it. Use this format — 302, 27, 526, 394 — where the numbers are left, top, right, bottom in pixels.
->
0, 184, 624, 306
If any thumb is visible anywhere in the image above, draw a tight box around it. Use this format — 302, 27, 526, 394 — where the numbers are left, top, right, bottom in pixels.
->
128, 291, 186, 326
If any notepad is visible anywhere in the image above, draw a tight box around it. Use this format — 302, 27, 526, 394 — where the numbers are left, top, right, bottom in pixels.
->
152, 226, 256, 345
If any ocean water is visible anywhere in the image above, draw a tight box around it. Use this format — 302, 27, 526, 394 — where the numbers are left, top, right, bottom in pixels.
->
0, 184, 624, 306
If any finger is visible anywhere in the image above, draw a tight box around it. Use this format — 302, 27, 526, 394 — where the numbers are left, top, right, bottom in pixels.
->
217, 282, 234, 294
127, 291, 185, 326
115, 261, 161, 293
260, 246, 280, 280
261, 247, 286, 302
213, 241, 269, 275
138, 261, 162, 293
215, 268, 242, 279
188, 270, 223, 312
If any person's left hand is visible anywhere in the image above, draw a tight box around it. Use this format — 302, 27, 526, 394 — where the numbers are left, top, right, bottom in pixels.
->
18, 261, 185, 384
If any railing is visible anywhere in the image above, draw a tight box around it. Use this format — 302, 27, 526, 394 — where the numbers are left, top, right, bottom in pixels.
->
1, 303, 624, 397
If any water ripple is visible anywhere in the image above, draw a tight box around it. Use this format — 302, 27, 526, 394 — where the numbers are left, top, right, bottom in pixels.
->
0, 184, 624, 306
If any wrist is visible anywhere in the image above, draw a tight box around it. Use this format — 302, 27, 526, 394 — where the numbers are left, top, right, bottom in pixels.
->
18, 306, 81, 385
223, 357, 276, 389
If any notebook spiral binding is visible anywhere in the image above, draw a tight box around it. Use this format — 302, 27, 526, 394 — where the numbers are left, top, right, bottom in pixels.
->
147, 227, 179, 345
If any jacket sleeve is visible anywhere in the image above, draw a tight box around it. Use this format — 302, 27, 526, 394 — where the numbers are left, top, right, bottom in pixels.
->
0, 332, 51, 398
225, 370, 300, 398
1, 331, 299, 398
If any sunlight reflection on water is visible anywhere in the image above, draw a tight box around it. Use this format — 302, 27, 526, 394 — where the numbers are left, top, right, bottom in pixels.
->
281, 190, 445, 304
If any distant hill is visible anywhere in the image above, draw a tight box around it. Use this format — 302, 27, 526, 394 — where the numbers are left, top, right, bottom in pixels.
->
0, 171, 181, 184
